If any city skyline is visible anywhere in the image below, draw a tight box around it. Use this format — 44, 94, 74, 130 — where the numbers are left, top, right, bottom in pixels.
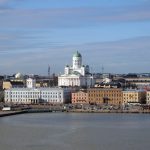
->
0, 0, 150, 75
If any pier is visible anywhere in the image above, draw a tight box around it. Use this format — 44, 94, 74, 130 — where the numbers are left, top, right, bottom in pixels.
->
0, 110, 27, 117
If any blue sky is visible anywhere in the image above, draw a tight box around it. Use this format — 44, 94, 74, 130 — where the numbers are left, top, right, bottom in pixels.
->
0, 0, 150, 75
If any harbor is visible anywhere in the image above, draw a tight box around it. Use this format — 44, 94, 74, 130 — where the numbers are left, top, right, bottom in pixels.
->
1, 103, 150, 117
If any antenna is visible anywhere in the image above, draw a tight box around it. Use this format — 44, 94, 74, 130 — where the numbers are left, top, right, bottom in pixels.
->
48, 65, 50, 77
102, 65, 104, 74
48, 65, 51, 87
90, 67, 93, 75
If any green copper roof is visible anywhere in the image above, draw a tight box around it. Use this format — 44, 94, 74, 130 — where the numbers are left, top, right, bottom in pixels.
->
72, 71, 81, 75
73, 51, 82, 57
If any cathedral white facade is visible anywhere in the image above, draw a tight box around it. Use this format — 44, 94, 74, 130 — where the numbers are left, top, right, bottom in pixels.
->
58, 51, 95, 87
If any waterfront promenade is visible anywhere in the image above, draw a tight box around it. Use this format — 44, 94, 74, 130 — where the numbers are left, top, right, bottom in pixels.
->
1, 104, 150, 117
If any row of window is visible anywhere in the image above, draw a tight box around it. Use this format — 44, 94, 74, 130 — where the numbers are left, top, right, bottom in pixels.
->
6, 99, 61, 103
6, 93, 62, 96
123, 94, 138, 96
88, 91, 121, 93
123, 97, 138, 100
89, 98, 121, 101
8, 92, 62, 95
72, 97, 87, 100
89, 94, 122, 97
73, 100, 87, 103
11, 95, 39, 98
41, 95, 61, 98
72, 94, 87, 96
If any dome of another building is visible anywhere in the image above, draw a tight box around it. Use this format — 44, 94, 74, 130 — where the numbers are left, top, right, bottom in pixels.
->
73, 51, 82, 57
15, 72, 23, 79
102, 78, 112, 83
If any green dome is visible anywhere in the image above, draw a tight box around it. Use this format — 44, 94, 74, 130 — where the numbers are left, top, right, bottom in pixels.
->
73, 51, 82, 57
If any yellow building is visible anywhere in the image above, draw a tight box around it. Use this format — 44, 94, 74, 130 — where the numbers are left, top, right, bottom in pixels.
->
123, 89, 146, 104
3, 81, 12, 89
146, 91, 150, 105
36, 82, 48, 88
3, 80, 24, 90
88, 88, 123, 105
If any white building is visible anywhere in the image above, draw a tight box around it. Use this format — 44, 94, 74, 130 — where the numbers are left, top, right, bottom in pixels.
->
26, 78, 36, 88
4, 87, 72, 104
58, 51, 95, 87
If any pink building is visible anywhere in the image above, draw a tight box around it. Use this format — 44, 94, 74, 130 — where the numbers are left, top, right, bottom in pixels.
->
72, 90, 89, 104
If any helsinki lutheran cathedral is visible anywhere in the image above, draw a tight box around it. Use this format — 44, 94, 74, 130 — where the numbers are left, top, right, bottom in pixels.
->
58, 51, 95, 87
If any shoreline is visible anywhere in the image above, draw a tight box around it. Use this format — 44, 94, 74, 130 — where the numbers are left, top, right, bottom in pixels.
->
1, 109, 150, 117
0, 110, 28, 117
67, 109, 150, 113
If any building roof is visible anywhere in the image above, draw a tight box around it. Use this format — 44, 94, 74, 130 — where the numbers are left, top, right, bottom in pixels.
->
123, 89, 145, 92
88, 88, 123, 91
72, 71, 81, 75
5, 87, 71, 91
10, 81, 24, 86
73, 51, 82, 57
